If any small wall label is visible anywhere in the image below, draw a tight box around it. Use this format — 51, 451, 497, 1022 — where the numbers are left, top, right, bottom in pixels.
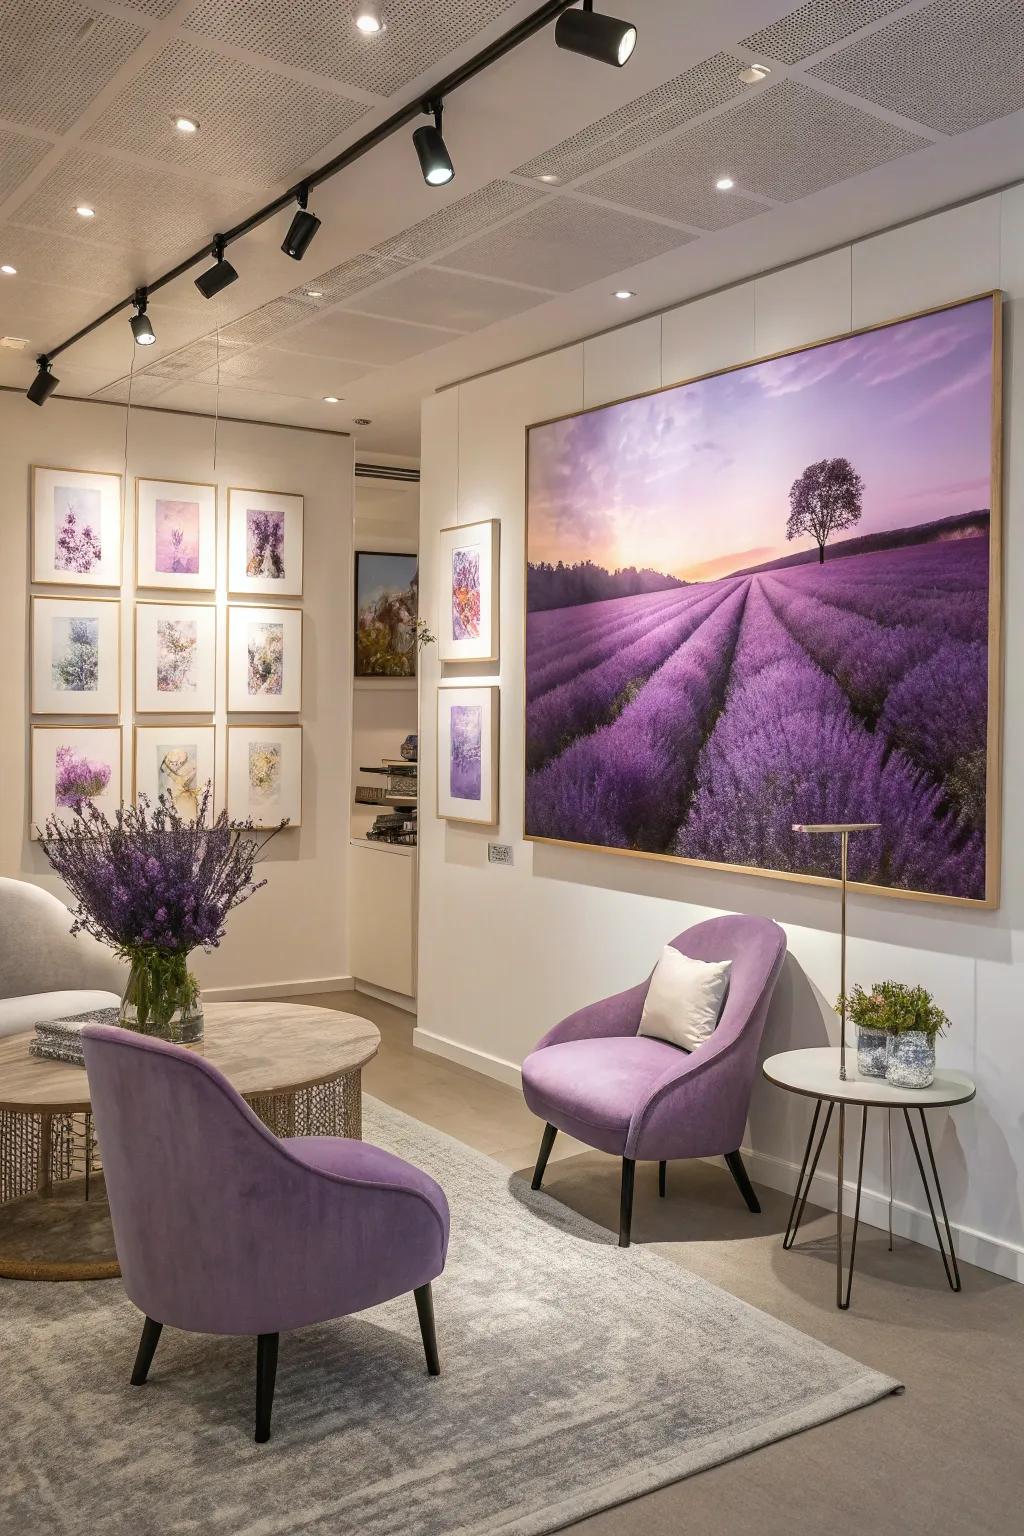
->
488, 842, 513, 866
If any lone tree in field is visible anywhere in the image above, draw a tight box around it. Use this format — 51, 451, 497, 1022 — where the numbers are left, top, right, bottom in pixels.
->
786, 457, 864, 563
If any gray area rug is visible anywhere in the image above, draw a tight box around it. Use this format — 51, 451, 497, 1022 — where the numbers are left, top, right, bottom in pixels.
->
2, 1097, 898, 1535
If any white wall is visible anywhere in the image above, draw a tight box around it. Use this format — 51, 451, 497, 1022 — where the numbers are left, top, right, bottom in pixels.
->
0, 392, 354, 996
417, 186, 1024, 1282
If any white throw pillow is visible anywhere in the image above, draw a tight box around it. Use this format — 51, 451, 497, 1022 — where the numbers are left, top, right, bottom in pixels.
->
638, 947, 731, 1052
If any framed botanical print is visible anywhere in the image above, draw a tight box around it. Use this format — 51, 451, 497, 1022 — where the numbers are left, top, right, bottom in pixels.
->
32, 466, 122, 587
354, 550, 418, 677
136, 477, 217, 591
134, 725, 215, 821
438, 519, 499, 661
31, 595, 120, 715
227, 604, 302, 712
31, 725, 122, 837
135, 601, 216, 714
227, 725, 302, 827
228, 487, 303, 597
437, 685, 499, 824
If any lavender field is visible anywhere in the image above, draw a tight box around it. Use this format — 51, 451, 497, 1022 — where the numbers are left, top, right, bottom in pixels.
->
525, 528, 990, 900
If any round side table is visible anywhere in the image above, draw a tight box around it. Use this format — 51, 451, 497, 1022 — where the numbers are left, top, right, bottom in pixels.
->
763, 1047, 975, 1310
0, 1002, 381, 1281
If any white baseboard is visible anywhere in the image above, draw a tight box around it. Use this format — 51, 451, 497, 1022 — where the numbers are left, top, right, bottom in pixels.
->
202, 975, 355, 1002
355, 979, 417, 1015
409, 1028, 1023, 1284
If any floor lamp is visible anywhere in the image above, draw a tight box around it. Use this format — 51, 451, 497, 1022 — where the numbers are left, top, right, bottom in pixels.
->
792, 822, 880, 1080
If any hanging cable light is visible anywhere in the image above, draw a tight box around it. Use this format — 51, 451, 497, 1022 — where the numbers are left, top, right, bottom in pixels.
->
194, 235, 239, 299
555, 0, 637, 66
130, 289, 156, 345
281, 188, 322, 261
27, 356, 59, 406
413, 100, 454, 187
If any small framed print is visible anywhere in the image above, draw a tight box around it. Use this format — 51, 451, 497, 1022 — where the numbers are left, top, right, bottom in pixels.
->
438, 519, 499, 662
134, 726, 215, 821
31, 725, 122, 837
354, 550, 418, 678
228, 487, 303, 597
136, 477, 216, 591
437, 685, 499, 824
31, 595, 120, 715
135, 602, 216, 714
32, 466, 122, 587
227, 604, 302, 712
228, 725, 301, 828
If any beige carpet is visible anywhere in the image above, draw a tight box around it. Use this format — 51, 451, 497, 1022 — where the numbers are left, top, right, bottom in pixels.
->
1, 1096, 898, 1536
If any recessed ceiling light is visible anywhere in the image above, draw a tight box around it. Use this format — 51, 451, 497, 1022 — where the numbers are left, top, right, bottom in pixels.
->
354, 3, 385, 33
75, 205, 95, 218
174, 116, 199, 133
0, 336, 30, 350
613, 289, 635, 300
537, 173, 561, 184
738, 63, 771, 85
305, 288, 324, 298
322, 395, 340, 403
0, 264, 15, 276
715, 176, 735, 191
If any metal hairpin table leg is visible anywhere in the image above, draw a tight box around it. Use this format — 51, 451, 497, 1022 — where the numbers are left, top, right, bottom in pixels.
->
784, 1098, 834, 1249
903, 1107, 961, 1292
836, 1105, 868, 1311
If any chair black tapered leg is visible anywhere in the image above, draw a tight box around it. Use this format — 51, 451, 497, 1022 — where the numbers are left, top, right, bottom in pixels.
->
130, 1316, 163, 1385
414, 1283, 441, 1377
725, 1150, 761, 1214
531, 1122, 558, 1191
619, 1158, 635, 1247
255, 1332, 279, 1444
658, 1161, 667, 1198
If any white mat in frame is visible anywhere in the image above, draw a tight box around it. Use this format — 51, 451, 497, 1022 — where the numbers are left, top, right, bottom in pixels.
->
135, 602, 217, 715
31, 725, 122, 838
227, 605, 302, 713
228, 487, 303, 598
32, 466, 122, 588
227, 724, 302, 827
31, 595, 120, 715
134, 726, 216, 822
136, 478, 217, 592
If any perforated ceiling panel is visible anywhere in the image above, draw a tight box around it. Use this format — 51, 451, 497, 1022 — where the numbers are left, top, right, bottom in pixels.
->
280, 309, 461, 365
185, 0, 521, 98
0, 130, 52, 205
808, 0, 1024, 135
198, 348, 371, 397
117, 0, 179, 15
0, 224, 125, 293
375, 180, 546, 264
216, 295, 322, 348
513, 53, 751, 185
345, 266, 548, 331
0, 1, 147, 136
85, 39, 368, 184
91, 373, 177, 404
289, 252, 410, 307
136, 335, 247, 379
739, 1, 903, 65
17, 148, 251, 262
441, 197, 695, 291
582, 159, 770, 233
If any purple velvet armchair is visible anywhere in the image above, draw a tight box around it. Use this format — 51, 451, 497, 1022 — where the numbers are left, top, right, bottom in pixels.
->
522, 915, 787, 1247
82, 1024, 450, 1443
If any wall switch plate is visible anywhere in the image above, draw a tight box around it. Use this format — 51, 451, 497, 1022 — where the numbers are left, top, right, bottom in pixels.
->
488, 842, 513, 866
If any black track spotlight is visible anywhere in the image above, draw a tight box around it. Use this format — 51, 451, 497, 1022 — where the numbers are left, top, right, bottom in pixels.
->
130, 289, 156, 346
282, 188, 322, 261
194, 235, 239, 299
27, 355, 59, 406
413, 100, 454, 187
555, 0, 637, 67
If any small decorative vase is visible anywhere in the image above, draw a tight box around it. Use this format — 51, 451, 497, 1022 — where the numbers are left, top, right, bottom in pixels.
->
856, 1025, 889, 1078
885, 1030, 935, 1089
119, 950, 204, 1044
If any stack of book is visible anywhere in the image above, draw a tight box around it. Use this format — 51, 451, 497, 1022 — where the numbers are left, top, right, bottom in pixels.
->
30, 1006, 120, 1066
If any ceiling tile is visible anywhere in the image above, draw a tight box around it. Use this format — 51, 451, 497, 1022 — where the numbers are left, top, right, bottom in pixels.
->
196, 347, 372, 396
375, 179, 545, 263
279, 309, 460, 364
0, 223, 125, 293
292, 251, 411, 307
808, 0, 1024, 135
216, 294, 322, 347
345, 266, 548, 330
90, 373, 178, 404
185, 0, 521, 97
0, 129, 53, 205
581, 154, 770, 231
740, 1, 903, 66
0, 0, 147, 135
441, 198, 695, 292
118, 0, 179, 15
513, 52, 750, 185
136, 334, 249, 379
85, 38, 368, 184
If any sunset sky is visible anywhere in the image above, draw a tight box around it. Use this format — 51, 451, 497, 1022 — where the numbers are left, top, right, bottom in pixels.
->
527, 296, 996, 580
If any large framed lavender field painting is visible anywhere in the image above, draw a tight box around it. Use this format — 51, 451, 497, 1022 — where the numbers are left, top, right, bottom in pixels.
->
525, 294, 1002, 906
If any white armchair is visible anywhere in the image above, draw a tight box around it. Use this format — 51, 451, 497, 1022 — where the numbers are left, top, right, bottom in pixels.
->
0, 878, 125, 1040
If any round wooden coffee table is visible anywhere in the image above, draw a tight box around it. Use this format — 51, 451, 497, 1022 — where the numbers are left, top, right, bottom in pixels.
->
0, 1002, 380, 1282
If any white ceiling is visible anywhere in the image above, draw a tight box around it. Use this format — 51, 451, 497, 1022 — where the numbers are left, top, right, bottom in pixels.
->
1, 0, 1022, 455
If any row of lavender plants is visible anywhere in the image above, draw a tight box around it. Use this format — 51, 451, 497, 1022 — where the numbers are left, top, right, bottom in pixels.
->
526, 583, 690, 663
527, 584, 701, 702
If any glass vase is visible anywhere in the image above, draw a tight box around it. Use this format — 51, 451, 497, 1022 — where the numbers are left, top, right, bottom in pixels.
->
885, 1030, 935, 1090
856, 1025, 889, 1078
119, 950, 203, 1044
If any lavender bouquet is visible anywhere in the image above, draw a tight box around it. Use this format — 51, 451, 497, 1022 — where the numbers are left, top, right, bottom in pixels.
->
39, 787, 283, 1043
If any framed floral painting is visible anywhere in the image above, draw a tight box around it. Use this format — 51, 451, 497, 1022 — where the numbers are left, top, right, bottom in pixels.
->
32, 466, 122, 587
228, 488, 303, 598
31, 725, 122, 837
31, 595, 120, 715
227, 725, 301, 827
227, 605, 302, 712
354, 551, 418, 677
135, 601, 216, 714
136, 478, 217, 591
437, 520, 499, 661
134, 726, 215, 822
437, 685, 499, 824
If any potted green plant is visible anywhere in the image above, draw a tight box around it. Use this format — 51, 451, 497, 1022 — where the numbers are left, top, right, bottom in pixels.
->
837, 982, 950, 1087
